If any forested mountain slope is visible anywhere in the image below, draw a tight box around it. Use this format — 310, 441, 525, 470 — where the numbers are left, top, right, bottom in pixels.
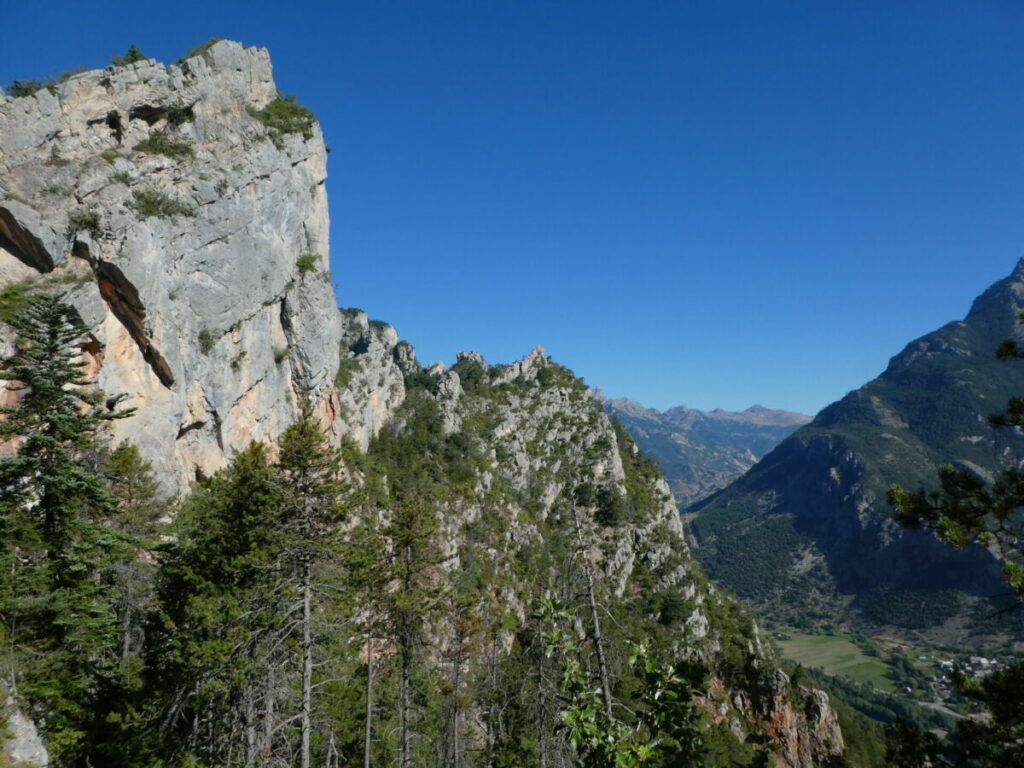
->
691, 260, 1024, 636
0, 42, 848, 767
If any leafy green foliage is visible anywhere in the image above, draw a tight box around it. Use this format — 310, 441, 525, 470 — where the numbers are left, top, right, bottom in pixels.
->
5, 79, 52, 97
197, 327, 215, 355
177, 38, 222, 63
249, 95, 317, 146
537, 599, 711, 767
127, 188, 196, 219
111, 44, 147, 67
296, 252, 319, 276
65, 208, 101, 239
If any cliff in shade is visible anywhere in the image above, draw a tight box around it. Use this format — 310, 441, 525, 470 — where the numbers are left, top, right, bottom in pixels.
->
598, 394, 809, 508
0, 42, 847, 767
691, 260, 1024, 638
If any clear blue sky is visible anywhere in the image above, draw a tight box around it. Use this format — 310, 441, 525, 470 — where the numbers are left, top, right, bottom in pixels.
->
4, 2, 1024, 415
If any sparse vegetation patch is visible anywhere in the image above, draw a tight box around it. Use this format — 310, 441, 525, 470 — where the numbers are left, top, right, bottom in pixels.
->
128, 188, 196, 220
66, 209, 102, 239
134, 130, 194, 159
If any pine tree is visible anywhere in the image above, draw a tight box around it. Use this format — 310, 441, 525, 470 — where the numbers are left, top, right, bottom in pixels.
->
275, 411, 349, 768
154, 442, 287, 765
0, 293, 136, 766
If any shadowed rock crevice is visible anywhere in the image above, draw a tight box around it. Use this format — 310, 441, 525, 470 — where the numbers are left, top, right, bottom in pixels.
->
0, 207, 54, 273
73, 243, 174, 388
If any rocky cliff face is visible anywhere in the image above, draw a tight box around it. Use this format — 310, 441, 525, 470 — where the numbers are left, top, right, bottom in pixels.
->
600, 395, 809, 508
0, 40, 384, 490
0, 42, 844, 766
691, 261, 1024, 637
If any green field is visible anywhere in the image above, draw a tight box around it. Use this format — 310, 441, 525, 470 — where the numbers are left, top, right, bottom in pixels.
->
776, 632, 895, 692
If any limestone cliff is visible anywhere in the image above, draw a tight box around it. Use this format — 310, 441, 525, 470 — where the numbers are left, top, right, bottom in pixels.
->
0, 42, 845, 767
0, 40, 387, 489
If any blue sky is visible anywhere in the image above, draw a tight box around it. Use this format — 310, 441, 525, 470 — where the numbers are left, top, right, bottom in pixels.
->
3, 2, 1023, 415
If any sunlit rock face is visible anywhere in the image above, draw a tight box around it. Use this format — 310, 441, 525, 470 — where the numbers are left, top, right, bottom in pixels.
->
0, 40, 390, 488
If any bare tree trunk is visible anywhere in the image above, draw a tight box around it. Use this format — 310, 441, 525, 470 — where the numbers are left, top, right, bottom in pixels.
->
538, 651, 547, 768
262, 673, 274, 767
244, 686, 257, 767
301, 560, 313, 768
364, 630, 374, 768
399, 632, 412, 768
572, 504, 613, 721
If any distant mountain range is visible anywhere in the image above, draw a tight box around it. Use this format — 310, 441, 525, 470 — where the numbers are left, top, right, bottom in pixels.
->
689, 259, 1024, 641
597, 392, 809, 507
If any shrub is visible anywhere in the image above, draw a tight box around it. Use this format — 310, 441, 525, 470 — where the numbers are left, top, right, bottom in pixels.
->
134, 131, 193, 159
0, 283, 31, 322
177, 38, 222, 64
296, 254, 319, 276
111, 171, 133, 185
128, 189, 196, 220
66, 209, 102, 239
111, 45, 147, 67
198, 329, 215, 355
249, 96, 316, 146
100, 149, 121, 164
5, 79, 50, 98
273, 346, 289, 365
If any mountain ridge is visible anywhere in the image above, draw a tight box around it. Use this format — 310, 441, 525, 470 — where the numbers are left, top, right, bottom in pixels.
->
690, 258, 1024, 640
597, 392, 810, 507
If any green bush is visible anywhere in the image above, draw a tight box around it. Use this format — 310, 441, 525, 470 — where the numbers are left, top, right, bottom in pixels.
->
111, 44, 147, 67
177, 38, 222, 64
249, 96, 316, 146
5, 79, 51, 98
128, 189, 196, 220
111, 171, 132, 185
66, 209, 102, 239
100, 149, 121, 164
134, 131, 193, 159
198, 329, 215, 355
273, 346, 289, 365
296, 254, 319, 276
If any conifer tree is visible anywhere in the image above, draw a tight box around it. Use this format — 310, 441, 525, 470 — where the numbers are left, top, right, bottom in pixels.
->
154, 442, 286, 765
0, 293, 135, 766
276, 411, 348, 768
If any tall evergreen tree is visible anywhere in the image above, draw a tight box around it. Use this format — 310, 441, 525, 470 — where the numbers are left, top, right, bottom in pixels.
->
0, 293, 136, 766
276, 411, 349, 768
154, 443, 287, 765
